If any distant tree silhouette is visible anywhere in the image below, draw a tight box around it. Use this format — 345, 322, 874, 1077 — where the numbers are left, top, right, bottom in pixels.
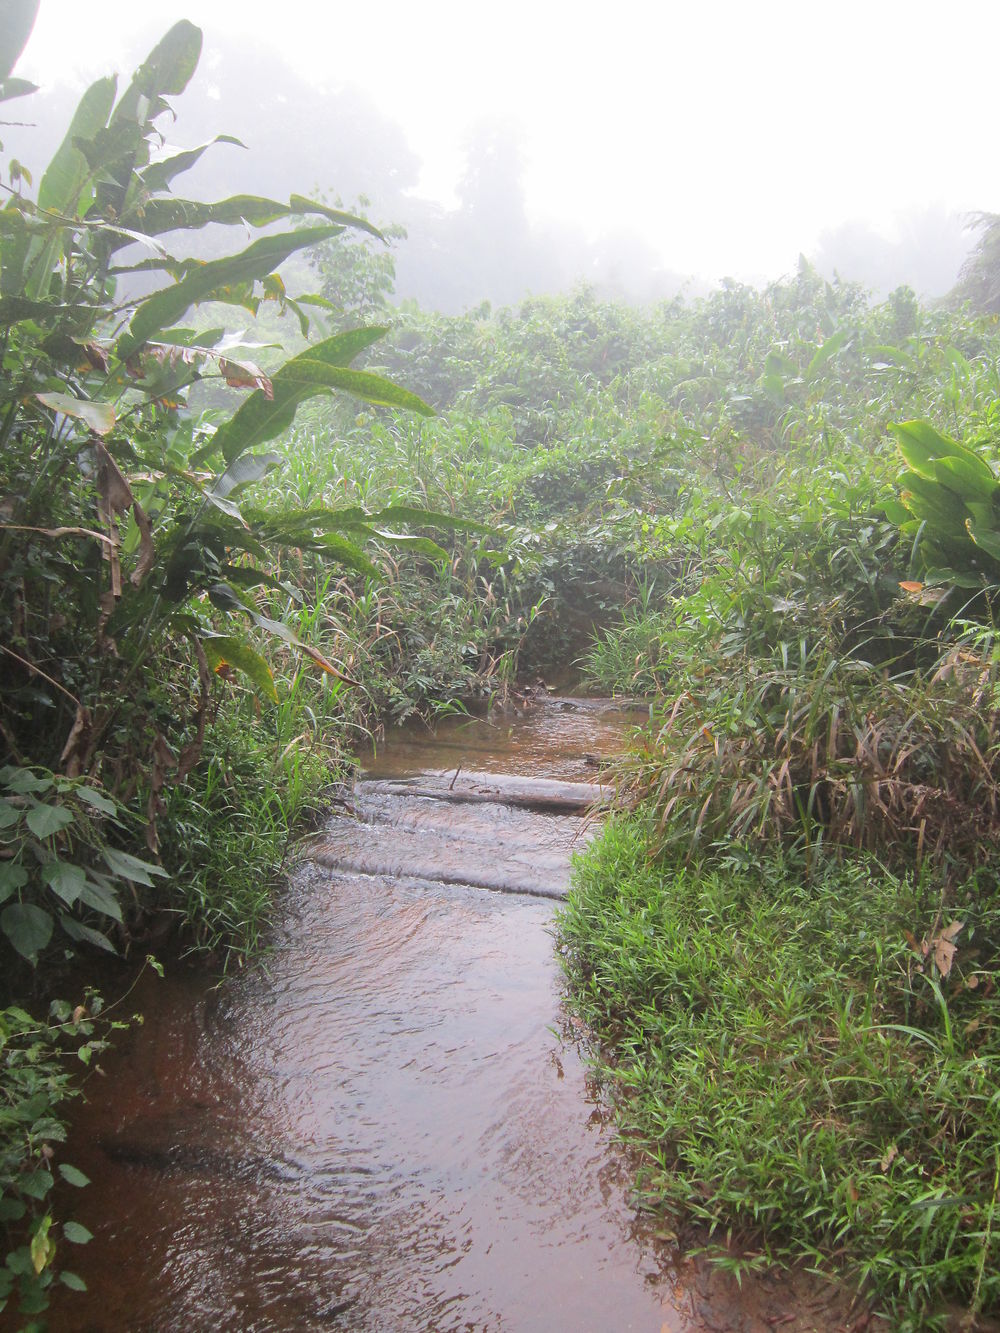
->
950, 213, 1000, 313
811, 207, 971, 299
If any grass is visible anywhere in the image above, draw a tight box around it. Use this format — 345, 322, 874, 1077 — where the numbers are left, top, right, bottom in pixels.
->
155, 673, 355, 965
557, 819, 1000, 1329
582, 586, 677, 696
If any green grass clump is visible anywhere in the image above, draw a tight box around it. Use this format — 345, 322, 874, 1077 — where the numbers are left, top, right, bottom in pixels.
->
157, 693, 349, 965
557, 819, 1000, 1329
582, 593, 677, 696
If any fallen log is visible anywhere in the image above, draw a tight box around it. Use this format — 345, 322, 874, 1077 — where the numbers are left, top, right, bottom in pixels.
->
310, 850, 570, 900
359, 769, 607, 815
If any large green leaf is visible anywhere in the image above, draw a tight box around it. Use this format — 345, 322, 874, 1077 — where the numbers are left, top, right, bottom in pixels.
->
42, 861, 86, 907
932, 454, 999, 504
77, 878, 122, 922
204, 636, 278, 703
206, 581, 251, 613
0, 863, 28, 902
309, 533, 379, 573
60, 916, 116, 953
209, 452, 283, 502
0, 295, 94, 324
74, 785, 117, 816
218, 361, 432, 465
141, 135, 244, 192
122, 194, 297, 239
0, 204, 31, 296
101, 846, 165, 886
891, 420, 985, 478
287, 194, 383, 241
249, 613, 357, 684
369, 505, 491, 535
966, 521, 1000, 564
892, 421, 948, 478
62, 1222, 93, 1245
0, 73, 36, 103
251, 504, 370, 530
806, 327, 849, 379
306, 327, 391, 366
37, 76, 116, 216
245, 509, 377, 571
25, 802, 73, 840
22, 215, 64, 301
870, 343, 914, 370
110, 19, 202, 132
248, 503, 487, 549
118, 224, 340, 356
58, 1165, 91, 1188
1, 903, 53, 963
133, 19, 202, 96
890, 420, 1000, 586
36, 391, 115, 436
882, 499, 912, 526
0, 0, 38, 81
371, 531, 447, 562
899, 471, 971, 530
220, 564, 303, 599
288, 365, 434, 416
121, 193, 380, 243
215, 326, 389, 462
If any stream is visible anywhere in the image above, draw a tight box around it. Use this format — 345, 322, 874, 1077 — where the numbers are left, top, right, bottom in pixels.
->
50, 696, 858, 1332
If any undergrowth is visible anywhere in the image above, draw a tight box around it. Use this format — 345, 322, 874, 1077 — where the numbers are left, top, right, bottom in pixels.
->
558, 821, 1000, 1329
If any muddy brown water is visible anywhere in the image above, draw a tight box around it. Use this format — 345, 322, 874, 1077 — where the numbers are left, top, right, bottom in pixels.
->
50, 697, 861, 1332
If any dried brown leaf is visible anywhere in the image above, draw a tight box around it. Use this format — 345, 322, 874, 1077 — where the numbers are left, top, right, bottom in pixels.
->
924, 921, 964, 978
59, 705, 93, 780
130, 498, 155, 588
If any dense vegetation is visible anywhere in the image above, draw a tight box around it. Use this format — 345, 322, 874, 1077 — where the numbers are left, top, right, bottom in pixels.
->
553, 284, 1000, 1325
4, 8, 1000, 1330
0, 13, 498, 1321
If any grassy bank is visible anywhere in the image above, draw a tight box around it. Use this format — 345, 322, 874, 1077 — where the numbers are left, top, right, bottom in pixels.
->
558, 823, 1000, 1328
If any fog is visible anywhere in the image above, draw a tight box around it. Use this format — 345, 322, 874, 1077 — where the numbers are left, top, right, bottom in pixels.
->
8, 1, 998, 310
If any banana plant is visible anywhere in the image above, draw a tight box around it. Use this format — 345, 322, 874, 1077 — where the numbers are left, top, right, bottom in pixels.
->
0, 11, 492, 979
0, 14, 460, 783
885, 419, 1000, 588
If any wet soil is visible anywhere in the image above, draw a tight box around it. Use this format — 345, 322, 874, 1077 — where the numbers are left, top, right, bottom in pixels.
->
49, 698, 869, 1332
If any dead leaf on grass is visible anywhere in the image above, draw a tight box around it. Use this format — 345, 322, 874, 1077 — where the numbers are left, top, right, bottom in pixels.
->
905, 921, 964, 978
932, 921, 964, 977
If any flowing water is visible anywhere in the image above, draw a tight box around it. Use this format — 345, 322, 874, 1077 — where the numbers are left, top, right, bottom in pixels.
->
50, 697, 859, 1332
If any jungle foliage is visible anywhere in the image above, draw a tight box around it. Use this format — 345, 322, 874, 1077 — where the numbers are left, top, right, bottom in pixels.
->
5, 4, 1000, 1327
541, 265, 1000, 1326
0, 11, 456, 1322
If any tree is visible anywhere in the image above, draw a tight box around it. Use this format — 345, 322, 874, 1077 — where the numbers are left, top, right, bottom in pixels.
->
308, 197, 407, 328
950, 212, 1000, 313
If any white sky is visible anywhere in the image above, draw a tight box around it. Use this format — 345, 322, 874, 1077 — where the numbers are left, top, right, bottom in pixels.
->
14, 1, 1000, 282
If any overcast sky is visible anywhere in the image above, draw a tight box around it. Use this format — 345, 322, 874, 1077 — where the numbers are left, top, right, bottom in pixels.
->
13, 1, 1000, 285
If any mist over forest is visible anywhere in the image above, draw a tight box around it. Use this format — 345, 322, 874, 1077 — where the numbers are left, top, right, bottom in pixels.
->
7, 25, 976, 312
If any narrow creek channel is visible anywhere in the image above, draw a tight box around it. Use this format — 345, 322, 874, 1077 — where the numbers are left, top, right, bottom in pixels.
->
50, 697, 856, 1332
